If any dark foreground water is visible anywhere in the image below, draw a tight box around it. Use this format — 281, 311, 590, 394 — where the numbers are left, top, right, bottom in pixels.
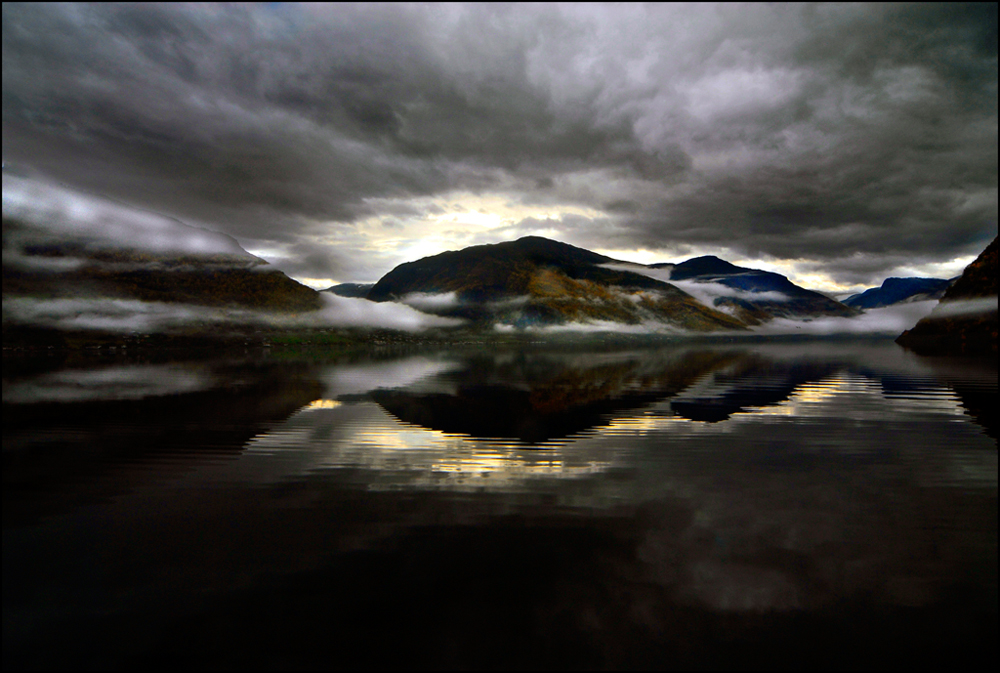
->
3, 339, 997, 669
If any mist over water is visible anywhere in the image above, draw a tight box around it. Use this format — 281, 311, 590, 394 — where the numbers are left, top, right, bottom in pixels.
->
3, 340, 996, 668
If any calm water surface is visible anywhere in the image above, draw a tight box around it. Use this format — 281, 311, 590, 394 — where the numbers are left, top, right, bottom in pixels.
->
3, 339, 996, 668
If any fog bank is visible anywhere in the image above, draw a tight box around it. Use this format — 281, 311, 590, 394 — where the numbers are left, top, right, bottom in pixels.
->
3, 293, 463, 334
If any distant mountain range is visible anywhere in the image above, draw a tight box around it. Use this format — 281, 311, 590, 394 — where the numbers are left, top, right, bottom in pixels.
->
324, 283, 375, 298
4, 173, 993, 346
650, 254, 857, 325
361, 236, 858, 330
367, 237, 754, 330
844, 277, 953, 309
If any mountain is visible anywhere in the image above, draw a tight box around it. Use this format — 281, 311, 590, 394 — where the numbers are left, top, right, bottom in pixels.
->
323, 283, 375, 298
654, 255, 858, 325
368, 236, 618, 301
2, 175, 322, 316
658, 255, 743, 279
843, 277, 952, 309
366, 236, 746, 331
896, 237, 998, 355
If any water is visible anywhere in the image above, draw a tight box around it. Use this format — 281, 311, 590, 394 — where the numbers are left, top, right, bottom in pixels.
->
3, 339, 996, 668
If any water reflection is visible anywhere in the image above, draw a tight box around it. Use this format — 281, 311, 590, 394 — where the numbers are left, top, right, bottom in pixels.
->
2, 358, 323, 525
667, 356, 843, 422
3, 341, 996, 668
370, 349, 739, 441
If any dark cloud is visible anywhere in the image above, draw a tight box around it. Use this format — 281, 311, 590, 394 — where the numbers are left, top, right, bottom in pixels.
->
264, 239, 345, 281
2, 3, 996, 286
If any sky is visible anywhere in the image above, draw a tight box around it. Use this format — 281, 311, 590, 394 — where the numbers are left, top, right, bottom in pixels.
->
2, 3, 997, 294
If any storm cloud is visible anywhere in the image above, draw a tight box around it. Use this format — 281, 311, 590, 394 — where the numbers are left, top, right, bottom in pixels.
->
2, 3, 996, 289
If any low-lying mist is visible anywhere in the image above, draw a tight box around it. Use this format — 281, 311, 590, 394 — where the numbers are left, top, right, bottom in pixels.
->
750, 300, 941, 336
5, 174, 985, 339
3, 293, 963, 337
2, 293, 463, 334
492, 300, 944, 337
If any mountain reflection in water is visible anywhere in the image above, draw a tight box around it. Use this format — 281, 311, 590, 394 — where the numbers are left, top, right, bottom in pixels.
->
3, 340, 997, 669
